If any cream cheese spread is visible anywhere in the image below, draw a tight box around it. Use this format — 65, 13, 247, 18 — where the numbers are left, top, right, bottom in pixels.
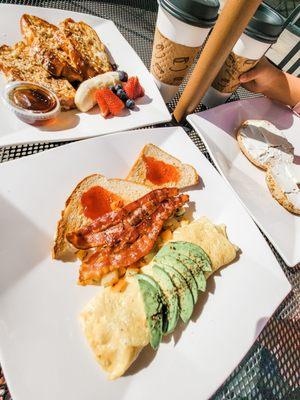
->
239, 120, 294, 166
269, 162, 300, 210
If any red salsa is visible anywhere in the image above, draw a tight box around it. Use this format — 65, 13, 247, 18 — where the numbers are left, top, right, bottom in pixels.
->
81, 186, 123, 220
143, 155, 180, 185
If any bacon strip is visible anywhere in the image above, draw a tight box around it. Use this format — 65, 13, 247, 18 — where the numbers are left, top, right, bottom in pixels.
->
67, 187, 179, 249
82, 194, 189, 272
68, 199, 159, 249
72, 187, 179, 236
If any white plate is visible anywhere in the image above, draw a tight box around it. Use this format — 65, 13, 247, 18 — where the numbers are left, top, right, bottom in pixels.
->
0, 127, 290, 400
0, 4, 171, 146
187, 97, 300, 267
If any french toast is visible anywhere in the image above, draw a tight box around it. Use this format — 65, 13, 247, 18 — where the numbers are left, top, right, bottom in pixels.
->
20, 14, 83, 83
58, 18, 112, 80
0, 42, 76, 110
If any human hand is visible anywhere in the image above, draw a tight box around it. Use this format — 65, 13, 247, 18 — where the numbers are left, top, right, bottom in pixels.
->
239, 57, 282, 95
239, 57, 300, 108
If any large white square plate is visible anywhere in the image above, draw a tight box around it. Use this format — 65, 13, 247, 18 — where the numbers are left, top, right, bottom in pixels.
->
0, 4, 171, 146
0, 127, 290, 400
188, 97, 300, 267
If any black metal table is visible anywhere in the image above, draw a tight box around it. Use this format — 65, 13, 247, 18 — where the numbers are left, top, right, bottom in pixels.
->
0, 1, 299, 399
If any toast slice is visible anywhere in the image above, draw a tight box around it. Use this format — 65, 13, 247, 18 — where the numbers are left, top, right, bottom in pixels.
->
20, 14, 83, 83
58, 18, 112, 80
53, 174, 150, 262
127, 144, 199, 189
0, 42, 76, 110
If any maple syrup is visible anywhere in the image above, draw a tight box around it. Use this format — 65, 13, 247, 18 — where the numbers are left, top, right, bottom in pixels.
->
9, 84, 57, 113
4, 81, 60, 125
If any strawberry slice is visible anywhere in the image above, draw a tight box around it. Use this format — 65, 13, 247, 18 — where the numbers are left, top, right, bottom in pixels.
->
95, 89, 109, 117
95, 88, 124, 117
123, 77, 135, 100
101, 88, 125, 116
124, 77, 145, 100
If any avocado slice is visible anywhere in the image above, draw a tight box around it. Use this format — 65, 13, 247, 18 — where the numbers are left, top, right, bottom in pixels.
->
174, 253, 206, 292
136, 273, 164, 350
157, 255, 198, 305
157, 241, 212, 273
152, 264, 180, 335
156, 263, 194, 324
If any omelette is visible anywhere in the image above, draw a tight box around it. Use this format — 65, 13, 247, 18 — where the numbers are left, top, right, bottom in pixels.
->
80, 217, 238, 379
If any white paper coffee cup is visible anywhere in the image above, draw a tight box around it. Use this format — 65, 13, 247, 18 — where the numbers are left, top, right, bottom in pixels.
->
151, 4, 211, 102
202, 33, 271, 108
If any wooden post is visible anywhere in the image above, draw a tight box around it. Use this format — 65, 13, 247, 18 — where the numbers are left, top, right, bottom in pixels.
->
173, 0, 262, 122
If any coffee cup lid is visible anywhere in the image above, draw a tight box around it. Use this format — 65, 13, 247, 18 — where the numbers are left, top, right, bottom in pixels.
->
159, 0, 220, 28
245, 4, 285, 43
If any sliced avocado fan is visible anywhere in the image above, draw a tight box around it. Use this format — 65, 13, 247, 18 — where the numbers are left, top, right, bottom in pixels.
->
137, 241, 213, 350
152, 264, 180, 335
158, 263, 194, 324
156, 255, 198, 305
136, 274, 164, 350
157, 241, 212, 273
169, 253, 207, 292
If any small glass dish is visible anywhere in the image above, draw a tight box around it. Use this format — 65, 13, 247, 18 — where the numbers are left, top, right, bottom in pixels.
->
2, 81, 60, 125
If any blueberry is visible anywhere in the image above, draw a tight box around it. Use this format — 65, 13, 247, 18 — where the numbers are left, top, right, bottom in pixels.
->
118, 71, 128, 82
114, 84, 123, 92
108, 85, 116, 93
111, 63, 118, 71
126, 99, 135, 109
117, 89, 128, 101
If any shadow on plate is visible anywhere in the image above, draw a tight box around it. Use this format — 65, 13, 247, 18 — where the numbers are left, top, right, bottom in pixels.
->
38, 110, 80, 132
86, 105, 131, 118
294, 154, 300, 165
198, 98, 294, 137
124, 346, 157, 377
0, 195, 51, 295
136, 94, 152, 106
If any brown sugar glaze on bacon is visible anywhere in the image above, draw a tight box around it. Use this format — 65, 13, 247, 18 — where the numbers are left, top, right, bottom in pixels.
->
67, 187, 179, 249
78, 193, 189, 285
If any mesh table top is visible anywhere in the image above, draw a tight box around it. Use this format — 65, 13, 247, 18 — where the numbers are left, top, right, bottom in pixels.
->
0, 1, 299, 399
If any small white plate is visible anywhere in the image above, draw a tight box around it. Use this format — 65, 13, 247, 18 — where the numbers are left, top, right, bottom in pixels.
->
0, 127, 290, 400
0, 4, 171, 146
188, 97, 300, 267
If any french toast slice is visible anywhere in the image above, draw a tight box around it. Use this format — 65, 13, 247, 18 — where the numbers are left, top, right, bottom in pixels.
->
20, 14, 83, 83
0, 42, 76, 110
58, 18, 112, 80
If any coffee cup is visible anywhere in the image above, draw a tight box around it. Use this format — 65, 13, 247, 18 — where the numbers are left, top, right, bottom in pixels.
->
151, 0, 219, 102
202, 4, 285, 108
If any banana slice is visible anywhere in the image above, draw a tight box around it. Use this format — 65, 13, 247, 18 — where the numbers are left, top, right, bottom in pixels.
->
75, 71, 121, 112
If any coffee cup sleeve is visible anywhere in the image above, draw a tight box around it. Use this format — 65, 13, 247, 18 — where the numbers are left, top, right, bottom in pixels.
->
150, 28, 200, 86
212, 51, 259, 93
